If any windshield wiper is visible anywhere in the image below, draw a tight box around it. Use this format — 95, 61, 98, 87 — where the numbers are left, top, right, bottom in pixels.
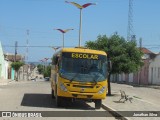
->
92, 77, 97, 85
91, 72, 100, 85
70, 65, 88, 82
61, 75, 68, 80
70, 73, 79, 82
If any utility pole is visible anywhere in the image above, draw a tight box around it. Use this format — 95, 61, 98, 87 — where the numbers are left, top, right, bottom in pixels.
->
14, 41, 18, 81
139, 37, 142, 49
26, 29, 29, 62
14, 41, 18, 62
138, 38, 142, 85
26, 29, 29, 80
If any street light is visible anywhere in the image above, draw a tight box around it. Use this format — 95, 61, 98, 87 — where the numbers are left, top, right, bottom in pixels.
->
51, 46, 61, 52
65, 1, 96, 47
44, 58, 50, 70
39, 59, 45, 73
54, 29, 74, 48
40, 58, 50, 72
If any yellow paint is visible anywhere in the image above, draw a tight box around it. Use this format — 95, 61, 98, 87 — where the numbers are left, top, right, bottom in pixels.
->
51, 47, 108, 101
71, 53, 99, 59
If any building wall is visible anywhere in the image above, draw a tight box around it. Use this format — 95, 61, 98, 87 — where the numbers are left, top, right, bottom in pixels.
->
4, 60, 9, 79
111, 74, 119, 82
11, 68, 15, 80
117, 73, 125, 82
111, 59, 150, 85
125, 74, 129, 83
111, 73, 131, 83
128, 73, 133, 83
139, 59, 149, 85
0, 41, 5, 80
110, 54, 160, 85
149, 54, 160, 85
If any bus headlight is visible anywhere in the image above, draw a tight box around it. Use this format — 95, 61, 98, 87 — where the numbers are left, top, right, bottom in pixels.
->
60, 83, 67, 92
98, 86, 106, 94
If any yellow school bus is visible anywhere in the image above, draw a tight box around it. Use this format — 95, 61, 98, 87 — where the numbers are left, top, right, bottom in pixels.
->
51, 47, 108, 109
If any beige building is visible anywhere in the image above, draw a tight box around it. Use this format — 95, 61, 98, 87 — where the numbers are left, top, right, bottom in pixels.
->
111, 48, 160, 85
149, 53, 160, 85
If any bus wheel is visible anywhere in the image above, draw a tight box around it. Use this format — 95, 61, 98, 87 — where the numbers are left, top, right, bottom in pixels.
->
55, 95, 62, 107
51, 89, 55, 99
95, 99, 102, 109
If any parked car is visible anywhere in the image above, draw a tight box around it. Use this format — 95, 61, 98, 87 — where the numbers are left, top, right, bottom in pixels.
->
44, 77, 50, 81
31, 78, 36, 81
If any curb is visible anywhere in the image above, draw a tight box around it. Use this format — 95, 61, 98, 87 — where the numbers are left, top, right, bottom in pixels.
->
102, 103, 129, 120
0, 82, 8, 85
0, 79, 15, 86
8, 80, 15, 84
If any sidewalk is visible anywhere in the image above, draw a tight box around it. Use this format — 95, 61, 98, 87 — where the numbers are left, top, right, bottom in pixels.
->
0, 79, 15, 85
102, 83, 160, 120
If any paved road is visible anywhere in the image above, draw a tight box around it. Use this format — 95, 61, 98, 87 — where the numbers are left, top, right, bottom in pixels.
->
0, 80, 118, 120
110, 83, 160, 108
102, 83, 160, 120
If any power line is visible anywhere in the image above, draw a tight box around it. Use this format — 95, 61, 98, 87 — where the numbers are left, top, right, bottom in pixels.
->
3, 44, 160, 47
142, 45, 160, 46
2, 45, 75, 48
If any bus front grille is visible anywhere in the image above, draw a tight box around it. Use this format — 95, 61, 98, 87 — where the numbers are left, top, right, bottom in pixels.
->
72, 94, 93, 98
72, 85, 95, 88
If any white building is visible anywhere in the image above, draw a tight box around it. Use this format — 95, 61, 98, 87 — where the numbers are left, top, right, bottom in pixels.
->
4, 59, 9, 79
0, 41, 6, 80
149, 53, 160, 85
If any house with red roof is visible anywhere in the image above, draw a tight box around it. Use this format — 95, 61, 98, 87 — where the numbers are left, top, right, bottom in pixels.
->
111, 47, 160, 85
132, 47, 156, 85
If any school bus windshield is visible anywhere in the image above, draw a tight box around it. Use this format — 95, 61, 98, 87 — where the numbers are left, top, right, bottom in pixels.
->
59, 52, 107, 82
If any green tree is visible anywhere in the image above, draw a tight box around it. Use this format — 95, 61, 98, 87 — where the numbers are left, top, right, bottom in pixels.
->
37, 64, 44, 74
37, 64, 51, 78
85, 34, 143, 95
11, 61, 24, 81
43, 66, 51, 78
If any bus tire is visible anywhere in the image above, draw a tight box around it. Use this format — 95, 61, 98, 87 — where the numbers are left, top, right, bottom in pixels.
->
95, 99, 102, 109
51, 89, 55, 99
56, 95, 62, 107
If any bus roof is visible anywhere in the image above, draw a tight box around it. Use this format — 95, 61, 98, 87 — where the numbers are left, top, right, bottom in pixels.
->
60, 47, 107, 56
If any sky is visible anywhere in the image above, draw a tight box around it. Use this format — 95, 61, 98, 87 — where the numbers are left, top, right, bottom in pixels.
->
0, 0, 160, 62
